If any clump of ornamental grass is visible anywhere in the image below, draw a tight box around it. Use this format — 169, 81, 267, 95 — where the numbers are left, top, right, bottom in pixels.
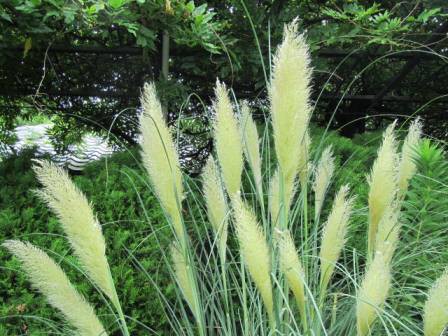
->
3, 20, 448, 336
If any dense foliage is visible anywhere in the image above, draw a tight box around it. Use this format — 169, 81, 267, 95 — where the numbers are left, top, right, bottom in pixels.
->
0, 148, 174, 334
2, 126, 448, 334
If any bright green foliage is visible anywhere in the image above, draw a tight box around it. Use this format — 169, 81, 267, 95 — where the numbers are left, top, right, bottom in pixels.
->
321, 3, 442, 46
0, 148, 172, 334
2, 130, 448, 334
0, 0, 222, 53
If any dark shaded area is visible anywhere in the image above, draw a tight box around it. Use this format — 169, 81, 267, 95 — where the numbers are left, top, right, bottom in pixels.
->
1, 1, 447, 174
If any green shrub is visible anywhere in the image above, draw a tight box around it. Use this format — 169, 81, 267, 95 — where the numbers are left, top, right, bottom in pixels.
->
0, 148, 173, 334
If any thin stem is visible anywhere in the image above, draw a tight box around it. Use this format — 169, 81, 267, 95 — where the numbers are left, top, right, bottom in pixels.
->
109, 273, 130, 336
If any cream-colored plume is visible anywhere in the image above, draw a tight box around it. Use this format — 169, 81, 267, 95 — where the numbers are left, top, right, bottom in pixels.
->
278, 231, 306, 319
423, 269, 448, 336
33, 161, 115, 303
313, 146, 335, 220
213, 80, 243, 196
233, 197, 274, 326
171, 243, 198, 317
367, 121, 398, 257
374, 205, 401, 263
202, 156, 228, 259
269, 169, 296, 226
3, 240, 106, 336
270, 19, 312, 182
139, 83, 184, 239
319, 185, 353, 293
398, 118, 422, 195
240, 101, 262, 197
356, 253, 391, 336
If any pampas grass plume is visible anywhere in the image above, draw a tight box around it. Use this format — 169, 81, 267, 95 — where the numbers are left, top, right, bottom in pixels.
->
33, 161, 115, 303
313, 146, 335, 219
423, 269, 448, 336
367, 121, 398, 256
240, 101, 262, 197
171, 243, 198, 317
233, 197, 274, 326
202, 156, 228, 258
213, 80, 243, 196
398, 118, 422, 195
356, 252, 391, 336
3, 240, 106, 336
319, 185, 353, 293
270, 19, 312, 181
374, 205, 401, 263
139, 83, 184, 239
279, 231, 306, 319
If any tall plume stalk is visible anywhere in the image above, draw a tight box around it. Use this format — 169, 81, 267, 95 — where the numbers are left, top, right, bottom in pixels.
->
213, 80, 243, 197
356, 253, 391, 336
269, 169, 296, 226
3, 240, 106, 336
33, 161, 116, 305
140, 83, 204, 335
313, 146, 335, 220
423, 269, 448, 336
297, 131, 311, 189
367, 122, 398, 259
202, 156, 228, 261
278, 231, 307, 325
139, 83, 184, 240
240, 101, 262, 199
233, 197, 275, 327
270, 19, 312, 182
398, 118, 423, 196
374, 205, 401, 263
319, 185, 353, 294
171, 243, 200, 321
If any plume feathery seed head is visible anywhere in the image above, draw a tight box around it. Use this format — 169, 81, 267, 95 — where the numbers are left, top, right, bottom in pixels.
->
424, 269, 448, 336
270, 20, 312, 180
319, 185, 353, 292
171, 243, 198, 316
33, 161, 114, 301
374, 205, 401, 263
3, 240, 107, 336
213, 80, 244, 196
278, 231, 306, 318
313, 146, 335, 219
368, 121, 399, 255
233, 197, 274, 325
356, 252, 392, 336
240, 101, 262, 195
139, 83, 184, 238
202, 156, 228, 256
398, 118, 423, 195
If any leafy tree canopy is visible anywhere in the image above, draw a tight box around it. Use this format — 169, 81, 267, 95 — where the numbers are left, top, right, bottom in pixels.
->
0, 0, 447, 156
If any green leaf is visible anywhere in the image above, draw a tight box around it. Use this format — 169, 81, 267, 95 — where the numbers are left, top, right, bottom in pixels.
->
43, 10, 60, 22
417, 8, 441, 23
186, 1, 194, 13
109, 0, 125, 10
0, 12, 12, 22
23, 37, 32, 59
193, 3, 206, 16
